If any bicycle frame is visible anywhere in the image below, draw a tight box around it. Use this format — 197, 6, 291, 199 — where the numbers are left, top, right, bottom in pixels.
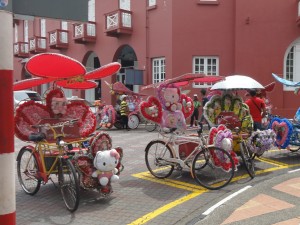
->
21, 120, 88, 183
157, 131, 211, 168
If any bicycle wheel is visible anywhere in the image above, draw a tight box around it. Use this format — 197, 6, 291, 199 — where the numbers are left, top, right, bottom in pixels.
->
145, 140, 174, 178
287, 145, 300, 152
128, 114, 139, 129
17, 148, 41, 195
240, 142, 255, 178
58, 158, 80, 212
191, 146, 235, 190
114, 120, 123, 129
145, 121, 157, 132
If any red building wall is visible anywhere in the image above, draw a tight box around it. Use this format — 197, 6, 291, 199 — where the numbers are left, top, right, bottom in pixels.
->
12, 0, 300, 117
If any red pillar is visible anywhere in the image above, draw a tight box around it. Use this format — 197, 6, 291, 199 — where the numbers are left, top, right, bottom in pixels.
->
0, 10, 16, 225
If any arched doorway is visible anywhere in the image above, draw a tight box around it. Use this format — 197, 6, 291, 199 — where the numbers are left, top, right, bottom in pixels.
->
82, 51, 101, 102
113, 45, 138, 92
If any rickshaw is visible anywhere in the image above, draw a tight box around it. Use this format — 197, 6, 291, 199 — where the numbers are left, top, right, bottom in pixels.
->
206, 75, 277, 178
270, 73, 300, 151
98, 81, 146, 130
139, 74, 242, 189
14, 53, 124, 211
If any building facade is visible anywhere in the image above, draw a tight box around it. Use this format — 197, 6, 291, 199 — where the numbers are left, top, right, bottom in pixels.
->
12, 0, 300, 117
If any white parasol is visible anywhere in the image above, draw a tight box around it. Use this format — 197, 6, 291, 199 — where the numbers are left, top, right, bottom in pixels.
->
211, 75, 264, 90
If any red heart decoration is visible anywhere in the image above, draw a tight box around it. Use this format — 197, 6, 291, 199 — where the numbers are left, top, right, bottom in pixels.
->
208, 124, 227, 144
272, 121, 289, 147
180, 94, 194, 118
140, 96, 162, 124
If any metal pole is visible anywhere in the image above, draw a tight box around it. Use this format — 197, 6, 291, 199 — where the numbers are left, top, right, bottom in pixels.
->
0, 9, 16, 225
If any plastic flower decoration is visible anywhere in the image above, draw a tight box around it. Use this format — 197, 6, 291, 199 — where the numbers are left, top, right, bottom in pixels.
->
247, 129, 276, 156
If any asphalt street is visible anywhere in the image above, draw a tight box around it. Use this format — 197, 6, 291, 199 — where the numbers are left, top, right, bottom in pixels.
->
14, 127, 300, 225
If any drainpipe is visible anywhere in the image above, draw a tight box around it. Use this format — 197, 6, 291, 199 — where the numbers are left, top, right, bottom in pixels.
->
145, 2, 150, 85
0, 10, 16, 225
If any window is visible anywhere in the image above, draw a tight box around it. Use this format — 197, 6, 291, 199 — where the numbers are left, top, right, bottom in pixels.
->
119, 0, 130, 11
152, 57, 165, 83
24, 20, 28, 42
61, 21, 68, 43
14, 24, 18, 43
193, 56, 219, 88
40, 19, 46, 37
284, 42, 300, 91
88, 0, 95, 22
148, 0, 156, 7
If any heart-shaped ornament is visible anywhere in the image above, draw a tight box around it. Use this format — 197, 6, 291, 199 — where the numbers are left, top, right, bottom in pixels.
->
271, 117, 293, 148
180, 94, 194, 118
139, 96, 163, 124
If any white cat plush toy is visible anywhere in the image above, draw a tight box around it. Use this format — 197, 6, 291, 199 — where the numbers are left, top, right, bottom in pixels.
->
92, 149, 120, 186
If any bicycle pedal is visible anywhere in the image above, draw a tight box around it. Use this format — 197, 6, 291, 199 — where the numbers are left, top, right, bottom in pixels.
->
175, 174, 183, 179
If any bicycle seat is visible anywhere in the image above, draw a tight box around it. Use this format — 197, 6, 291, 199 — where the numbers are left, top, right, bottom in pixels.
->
162, 127, 177, 133
29, 132, 46, 142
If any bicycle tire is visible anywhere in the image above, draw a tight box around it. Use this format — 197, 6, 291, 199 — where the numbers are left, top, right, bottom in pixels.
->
128, 114, 139, 129
17, 148, 41, 195
145, 140, 174, 178
240, 142, 255, 178
145, 121, 157, 132
191, 146, 235, 190
58, 158, 80, 212
114, 121, 123, 129
287, 144, 300, 152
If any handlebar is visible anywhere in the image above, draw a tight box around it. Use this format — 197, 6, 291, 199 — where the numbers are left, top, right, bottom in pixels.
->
32, 119, 79, 129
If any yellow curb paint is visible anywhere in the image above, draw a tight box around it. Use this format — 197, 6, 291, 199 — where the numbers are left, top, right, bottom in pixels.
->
128, 192, 203, 225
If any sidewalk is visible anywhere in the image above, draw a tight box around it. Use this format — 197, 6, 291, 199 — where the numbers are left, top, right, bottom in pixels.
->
195, 169, 300, 225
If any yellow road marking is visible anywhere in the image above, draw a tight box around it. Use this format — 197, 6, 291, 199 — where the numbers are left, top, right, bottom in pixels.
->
128, 192, 204, 225
257, 157, 289, 167
129, 158, 300, 225
133, 172, 205, 192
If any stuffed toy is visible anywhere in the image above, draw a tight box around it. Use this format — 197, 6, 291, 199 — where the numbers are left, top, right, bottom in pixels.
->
92, 149, 120, 187
157, 83, 182, 112
161, 110, 186, 131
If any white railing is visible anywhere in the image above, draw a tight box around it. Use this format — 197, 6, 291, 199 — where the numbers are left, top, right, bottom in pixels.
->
87, 23, 96, 36
74, 24, 84, 37
107, 13, 118, 29
122, 12, 131, 27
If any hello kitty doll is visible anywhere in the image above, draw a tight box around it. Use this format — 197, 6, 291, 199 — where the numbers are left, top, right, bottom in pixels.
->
158, 84, 182, 112
92, 149, 120, 187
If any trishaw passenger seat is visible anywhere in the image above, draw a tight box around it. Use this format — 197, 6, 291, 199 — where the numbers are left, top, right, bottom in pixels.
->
29, 132, 46, 142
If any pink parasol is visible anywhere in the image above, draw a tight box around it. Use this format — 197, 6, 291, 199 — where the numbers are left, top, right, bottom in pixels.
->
13, 77, 56, 91
105, 81, 147, 96
141, 73, 224, 91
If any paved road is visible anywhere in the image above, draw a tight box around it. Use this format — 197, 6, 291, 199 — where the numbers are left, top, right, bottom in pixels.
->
14, 127, 300, 225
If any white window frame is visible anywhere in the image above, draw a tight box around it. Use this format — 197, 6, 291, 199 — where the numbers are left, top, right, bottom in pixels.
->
192, 56, 219, 88
148, 0, 156, 7
88, 0, 95, 22
152, 57, 165, 83
284, 39, 300, 91
40, 19, 46, 37
119, 0, 130, 10
24, 20, 28, 42
14, 24, 18, 42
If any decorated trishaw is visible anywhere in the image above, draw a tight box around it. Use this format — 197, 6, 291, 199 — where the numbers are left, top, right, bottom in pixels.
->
14, 53, 124, 211
139, 74, 243, 189
207, 75, 277, 178
270, 73, 300, 151
97, 81, 145, 129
